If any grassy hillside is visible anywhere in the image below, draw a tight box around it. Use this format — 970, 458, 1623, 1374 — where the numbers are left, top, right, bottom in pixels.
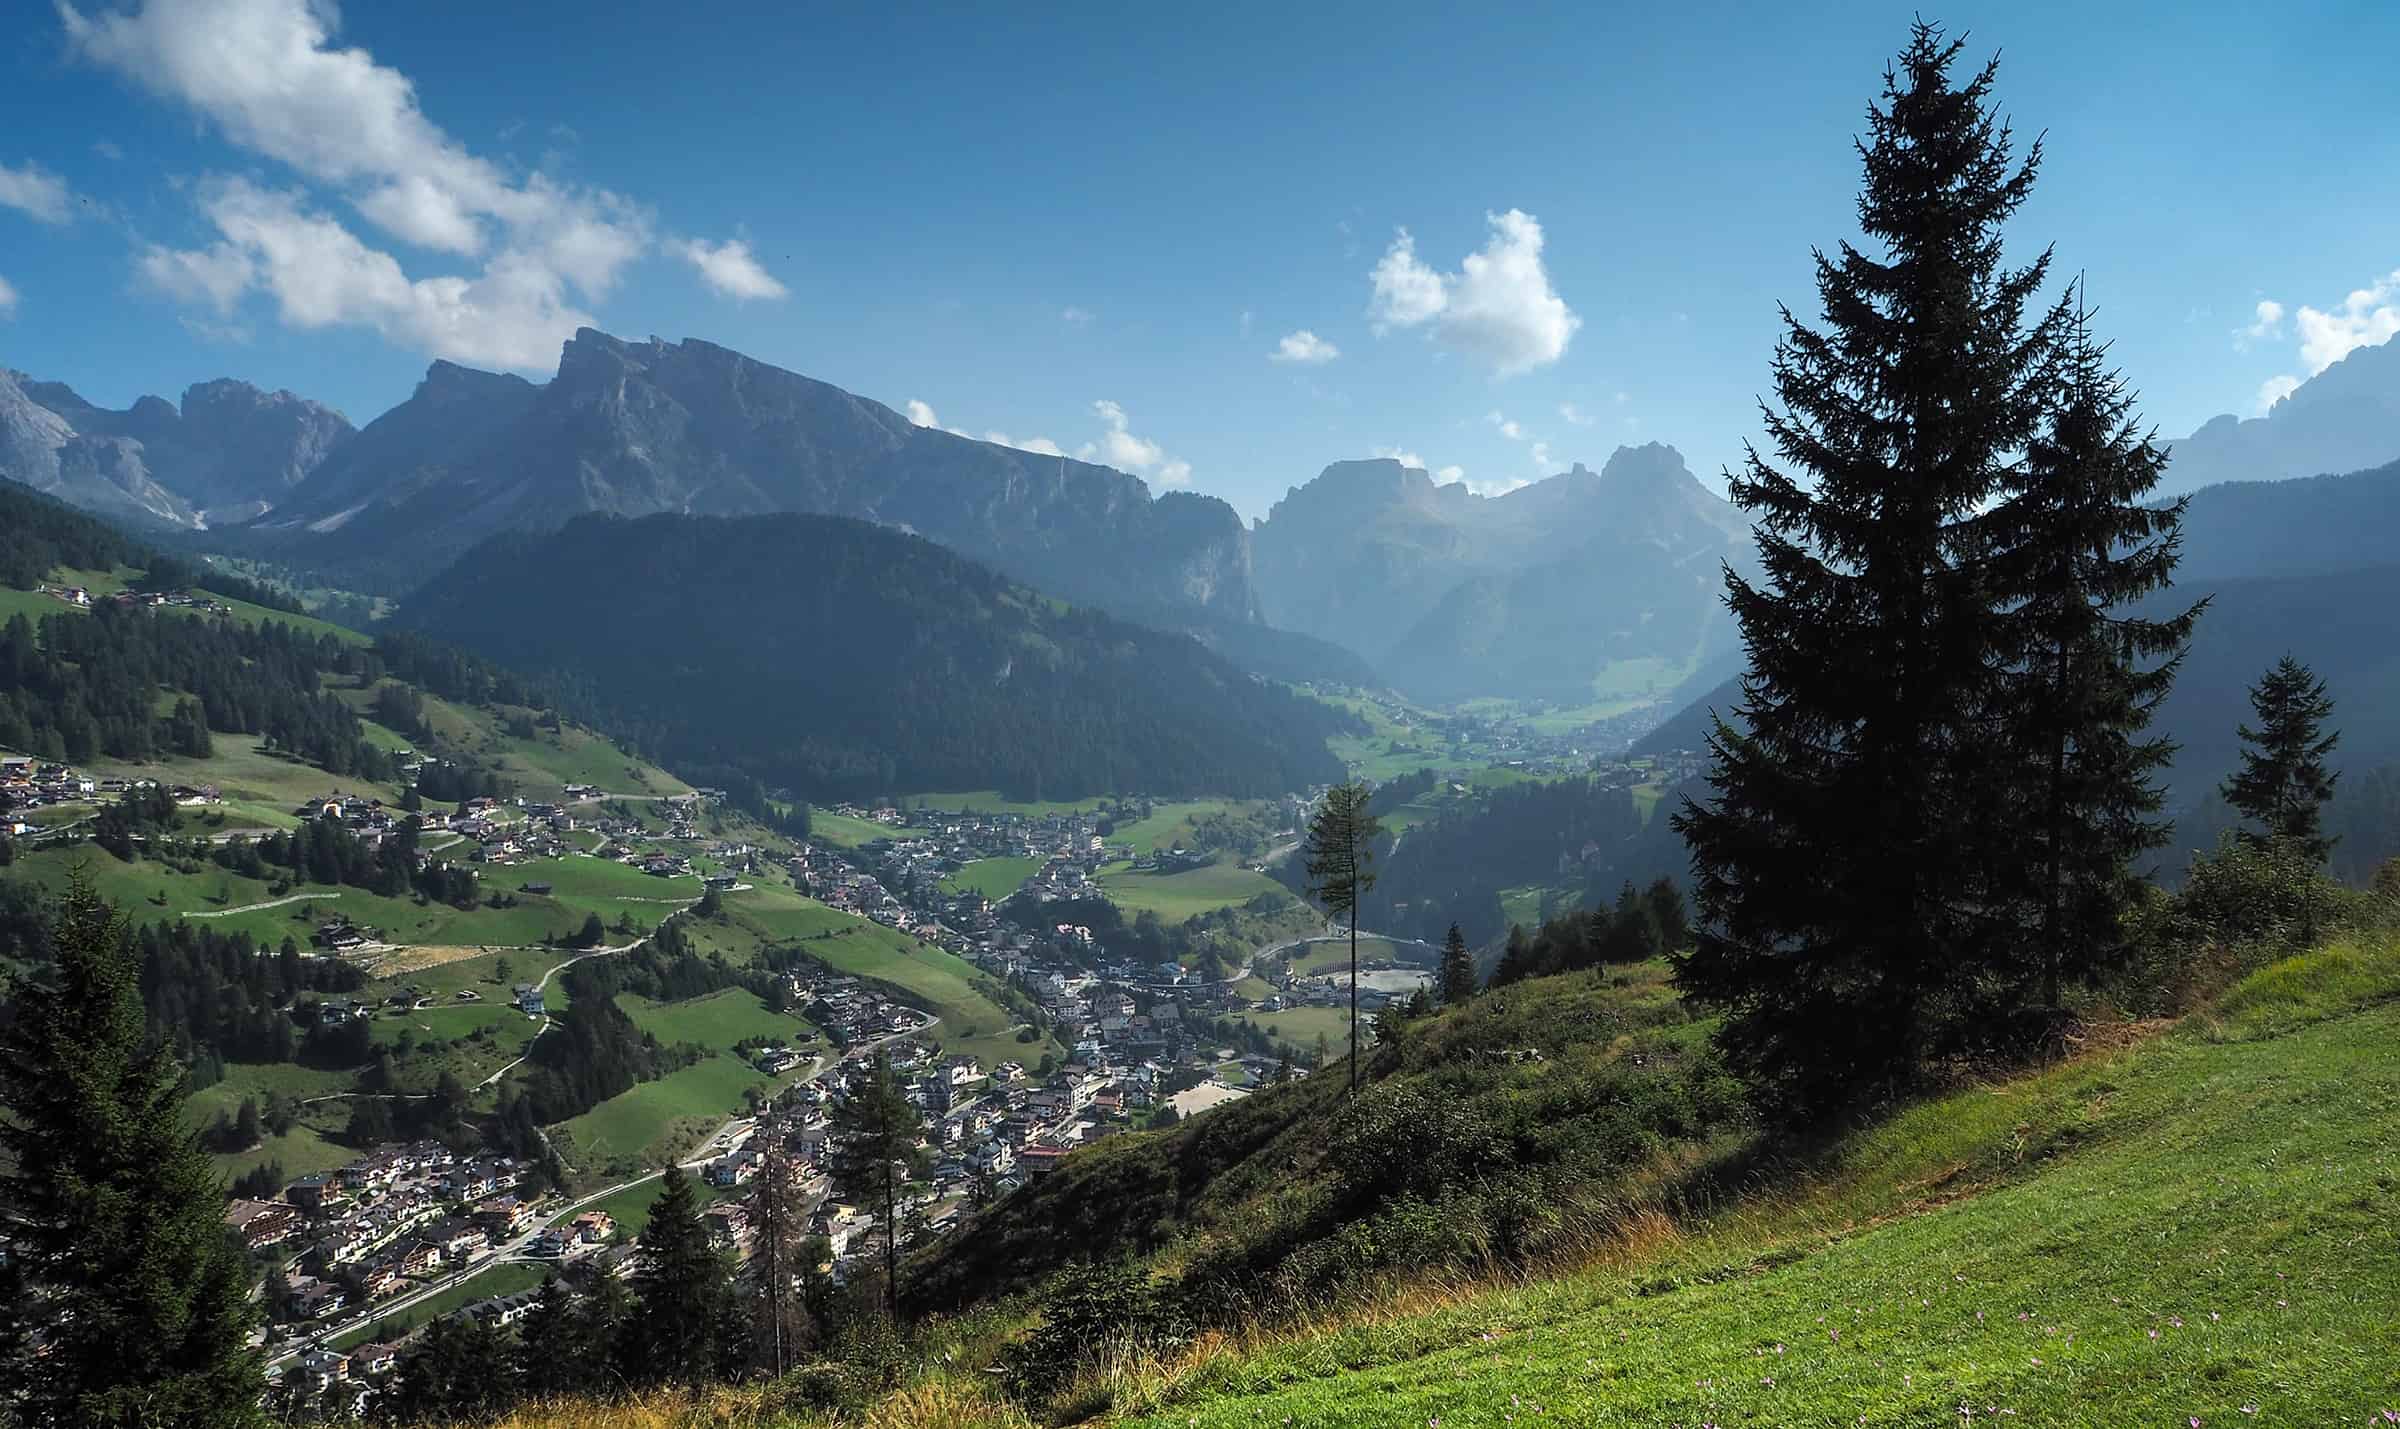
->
1123, 942, 2400, 1427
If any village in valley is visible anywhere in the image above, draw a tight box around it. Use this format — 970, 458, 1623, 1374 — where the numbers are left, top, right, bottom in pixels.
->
3, 670, 1696, 1416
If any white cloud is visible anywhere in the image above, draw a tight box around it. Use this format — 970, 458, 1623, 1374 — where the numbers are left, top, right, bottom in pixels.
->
1367, 209, 1580, 376
1558, 401, 1592, 425
1078, 399, 1190, 487
0, 161, 73, 224
986, 431, 1064, 457
1463, 475, 1529, 497
65, 0, 661, 370
2253, 374, 2301, 415
1370, 445, 1425, 469
1487, 410, 1525, 441
905, 399, 942, 428
2241, 299, 2285, 340
1272, 329, 1340, 364
137, 234, 256, 311
668, 237, 787, 302
1530, 441, 1553, 468
1434, 464, 1464, 483
1060, 305, 1093, 324
139, 176, 596, 370
0, 273, 17, 318
2292, 270, 2400, 374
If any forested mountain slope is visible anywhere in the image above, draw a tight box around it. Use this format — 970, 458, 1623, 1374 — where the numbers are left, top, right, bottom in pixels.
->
401, 511, 1355, 802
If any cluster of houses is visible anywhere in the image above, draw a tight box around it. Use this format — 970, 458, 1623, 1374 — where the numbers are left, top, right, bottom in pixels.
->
232, 1144, 543, 1337
36, 582, 232, 615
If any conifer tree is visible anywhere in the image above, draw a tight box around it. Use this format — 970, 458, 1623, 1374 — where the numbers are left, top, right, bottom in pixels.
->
829, 1054, 928, 1323
1303, 781, 1382, 1091
741, 1146, 816, 1378
1643, 877, 1689, 953
0, 871, 265, 1427
623, 1163, 729, 1384
1674, 23, 2066, 1112
514, 1273, 586, 1400
1988, 288, 2202, 1008
2222, 656, 2340, 865
390, 1311, 512, 1422
1439, 922, 1477, 1005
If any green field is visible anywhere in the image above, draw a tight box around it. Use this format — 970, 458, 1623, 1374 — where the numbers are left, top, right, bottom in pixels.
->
1096, 859, 1287, 921
1244, 1005, 1357, 1054
326, 1261, 550, 1351
720, 885, 1041, 1069
4, 843, 677, 955
905, 791, 1109, 818
938, 856, 1042, 900
1284, 936, 1409, 977
1130, 942, 2400, 1428
1106, 800, 1242, 852
553, 1052, 774, 1175
619, 987, 814, 1050
807, 809, 927, 849
578, 1173, 727, 1240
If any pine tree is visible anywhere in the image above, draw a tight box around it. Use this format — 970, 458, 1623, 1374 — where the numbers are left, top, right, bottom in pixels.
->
829, 1054, 928, 1323
389, 1311, 512, 1421
513, 1274, 585, 1399
1490, 923, 1535, 988
0, 870, 265, 1427
1987, 288, 2202, 1008
1439, 922, 1477, 1005
2222, 656, 2340, 865
1303, 780, 1382, 1092
741, 1146, 816, 1378
623, 1163, 729, 1384
1642, 877, 1689, 954
1673, 23, 2066, 1113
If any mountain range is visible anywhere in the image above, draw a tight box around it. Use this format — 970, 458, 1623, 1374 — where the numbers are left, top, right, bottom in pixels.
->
2155, 332, 2400, 499
1248, 444, 1754, 705
9, 328, 2398, 710
0, 368, 353, 529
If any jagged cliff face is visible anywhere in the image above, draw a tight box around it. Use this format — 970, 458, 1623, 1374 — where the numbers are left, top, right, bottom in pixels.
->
1252, 444, 1753, 703
256, 328, 1262, 620
0, 368, 354, 527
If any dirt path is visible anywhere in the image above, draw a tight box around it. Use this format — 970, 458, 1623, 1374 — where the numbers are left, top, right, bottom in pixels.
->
183, 890, 340, 919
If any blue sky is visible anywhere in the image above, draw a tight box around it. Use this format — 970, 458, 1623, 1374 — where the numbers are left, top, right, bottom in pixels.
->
3, 0, 2397, 520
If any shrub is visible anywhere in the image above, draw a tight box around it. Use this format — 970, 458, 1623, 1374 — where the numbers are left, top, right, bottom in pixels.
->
1001, 1260, 1185, 1407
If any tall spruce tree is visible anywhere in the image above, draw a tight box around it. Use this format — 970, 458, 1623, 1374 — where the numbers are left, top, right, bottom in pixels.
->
1439, 922, 1477, 1006
623, 1163, 729, 1384
0, 871, 264, 1428
2222, 656, 2340, 864
1302, 780, 1382, 1092
741, 1146, 817, 1378
1988, 288, 2201, 1008
1673, 23, 2066, 1112
829, 1054, 928, 1323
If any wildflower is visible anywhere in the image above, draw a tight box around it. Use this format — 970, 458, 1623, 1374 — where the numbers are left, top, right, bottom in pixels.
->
2150, 1329, 2160, 1340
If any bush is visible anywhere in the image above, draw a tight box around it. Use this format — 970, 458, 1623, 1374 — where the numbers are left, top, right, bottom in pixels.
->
2115, 834, 2366, 1014
1001, 1260, 1186, 1407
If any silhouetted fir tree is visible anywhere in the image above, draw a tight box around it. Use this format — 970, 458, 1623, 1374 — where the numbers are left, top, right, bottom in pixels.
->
830, 1054, 929, 1323
513, 1274, 583, 1399
389, 1311, 512, 1421
0, 871, 264, 1428
1439, 922, 1477, 1005
1490, 923, 1535, 988
2222, 656, 2340, 865
1673, 23, 2066, 1113
1597, 881, 1660, 963
1986, 289, 2202, 1008
623, 1163, 728, 1384
1643, 877, 1689, 953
